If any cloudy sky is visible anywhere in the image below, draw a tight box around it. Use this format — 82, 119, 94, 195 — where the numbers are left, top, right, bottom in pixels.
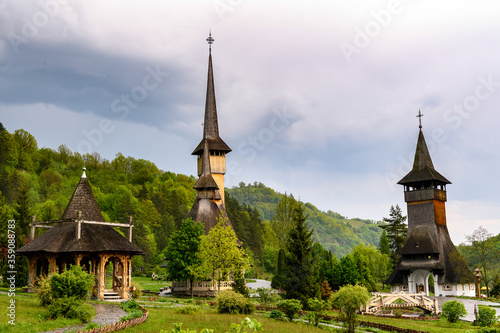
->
1, 0, 499, 244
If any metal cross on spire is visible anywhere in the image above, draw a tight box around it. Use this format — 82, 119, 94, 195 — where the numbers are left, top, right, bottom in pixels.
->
206, 31, 214, 52
417, 110, 423, 129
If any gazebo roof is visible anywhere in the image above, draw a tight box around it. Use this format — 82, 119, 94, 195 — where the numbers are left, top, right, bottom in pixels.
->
17, 168, 143, 255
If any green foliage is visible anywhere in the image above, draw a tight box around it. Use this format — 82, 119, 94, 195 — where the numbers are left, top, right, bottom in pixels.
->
331, 284, 371, 333
164, 218, 204, 296
175, 306, 200, 314
130, 282, 143, 299
277, 299, 302, 321
378, 230, 390, 255
36, 266, 96, 323
120, 300, 143, 321
256, 287, 278, 307
307, 298, 330, 327
215, 290, 255, 315
227, 317, 263, 333
379, 205, 407, 267
441, 300, 467, 323
227, 183, 383, 259
49, 265, 95, 300
36, 276, 53, 306
280, 203, 320, 307
85, 323, 100, 330
67, 303, 96, 323
477, 305, 498, 327
269, 309, 284, 320
194, 215, 249, 291
231, 269, 249, 297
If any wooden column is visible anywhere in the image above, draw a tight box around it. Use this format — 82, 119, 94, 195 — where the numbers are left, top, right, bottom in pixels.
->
27, 258, 37, 292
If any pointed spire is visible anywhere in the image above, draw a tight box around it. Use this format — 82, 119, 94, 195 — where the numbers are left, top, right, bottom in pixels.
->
81, 165, 87, 178
398, 125, 451, 186
192, 32, 231, 155
62, 171, 105, 222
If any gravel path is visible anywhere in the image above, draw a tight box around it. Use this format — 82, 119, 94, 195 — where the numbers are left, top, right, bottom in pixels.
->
40, 303, 127, 333
433, 296, 500, 322
246, 279, 272, 290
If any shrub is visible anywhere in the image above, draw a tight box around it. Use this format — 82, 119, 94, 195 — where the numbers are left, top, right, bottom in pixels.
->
331, 284, 371, 333
120, 300, 140, 312
227, 317, 263, 332
441, 300, 467, 323
49, 265, 94, 300
307, 298, 330, 327
216, 290, 254, 315
130, 282, 143, 299
175, 306, 200, 314
256, 288, 276, 307
67, 303, 96, 323
35, 275, 53, 306
277, 299, 302, 321
46, 297, 81, 319
85, 323, 100, 330
477, 305, 498, 327
269, 309, 284, 320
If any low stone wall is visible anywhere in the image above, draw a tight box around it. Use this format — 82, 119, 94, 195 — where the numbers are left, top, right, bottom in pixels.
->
77, 304, 149, 333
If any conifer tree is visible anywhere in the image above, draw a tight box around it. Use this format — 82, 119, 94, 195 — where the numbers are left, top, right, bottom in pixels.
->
378, 230, 390, 255
281, 203, 319, 307
380, 205, 407, 266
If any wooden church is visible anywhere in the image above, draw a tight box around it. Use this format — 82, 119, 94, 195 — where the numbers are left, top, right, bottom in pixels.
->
385, 114, 475, 296
16, 168, 143, 300
171, 33, 238, 296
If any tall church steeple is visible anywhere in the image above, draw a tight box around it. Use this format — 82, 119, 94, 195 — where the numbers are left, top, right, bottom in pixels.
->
188, 32, 237, 236
192, 31, 231, 204
386, 113, 474, 296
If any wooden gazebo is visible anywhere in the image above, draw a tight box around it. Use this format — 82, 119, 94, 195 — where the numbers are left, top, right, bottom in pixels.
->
17, 168, 143, 300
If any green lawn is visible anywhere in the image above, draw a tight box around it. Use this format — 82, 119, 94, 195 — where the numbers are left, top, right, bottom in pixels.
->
0, 293, 81, 333
358, 314, 480, 333
132, 276, 170, 293
123, 306, 329, 333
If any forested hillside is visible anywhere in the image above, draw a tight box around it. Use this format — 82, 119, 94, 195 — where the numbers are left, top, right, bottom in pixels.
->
227, 183, 383, 258
0, 125, 381, 281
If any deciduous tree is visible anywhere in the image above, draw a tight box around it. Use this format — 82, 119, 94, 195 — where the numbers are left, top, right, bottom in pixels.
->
164, 218, 204, 297
466, 226, 495, 297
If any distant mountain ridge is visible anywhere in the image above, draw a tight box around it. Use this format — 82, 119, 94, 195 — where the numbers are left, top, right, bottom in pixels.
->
227, 182, 383, 258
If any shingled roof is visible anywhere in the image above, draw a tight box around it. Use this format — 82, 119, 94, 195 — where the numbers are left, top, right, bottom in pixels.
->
192, 50, 231, 155
17, 169, 143, 255
398, 129, 451, 186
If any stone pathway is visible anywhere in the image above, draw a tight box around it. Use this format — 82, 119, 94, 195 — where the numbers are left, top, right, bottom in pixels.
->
433, 296, 500, 322
40, 303, 127, 333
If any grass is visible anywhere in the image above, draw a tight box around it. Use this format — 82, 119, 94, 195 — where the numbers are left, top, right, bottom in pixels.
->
132, 276, 170, 293
123, 306, 328, 333
0, 292, 81, 333
359, 313, 479, 332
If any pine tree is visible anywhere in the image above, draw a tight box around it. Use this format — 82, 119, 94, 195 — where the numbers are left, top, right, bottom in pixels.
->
281, 203, 319, 307
380, 205, 407, 266
378, 230, 390, 255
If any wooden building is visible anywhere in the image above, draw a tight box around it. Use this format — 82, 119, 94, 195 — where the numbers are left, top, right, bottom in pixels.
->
16, 168, 143, 300
172, 33, 237, 296
386, 116, 475, 296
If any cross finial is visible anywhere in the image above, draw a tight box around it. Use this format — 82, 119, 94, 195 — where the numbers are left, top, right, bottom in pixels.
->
417, 110, 423, 129
206, 30, 214, 52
